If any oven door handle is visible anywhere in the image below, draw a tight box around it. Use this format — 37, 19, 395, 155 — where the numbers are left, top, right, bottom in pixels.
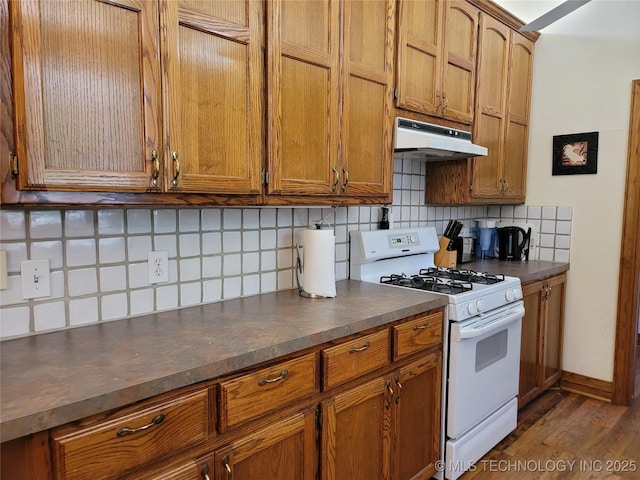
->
456, 305, 525, 340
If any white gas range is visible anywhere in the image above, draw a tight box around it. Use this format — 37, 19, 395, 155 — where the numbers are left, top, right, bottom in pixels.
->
350, 227, 524, 480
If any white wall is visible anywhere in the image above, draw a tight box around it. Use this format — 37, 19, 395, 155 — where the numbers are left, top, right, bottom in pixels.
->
497, 0, 640, 381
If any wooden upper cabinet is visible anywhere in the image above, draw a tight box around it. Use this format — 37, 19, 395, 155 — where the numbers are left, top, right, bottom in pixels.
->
11, 0, 161, 192
10, 0, 263, 196
162, 0, 263, 195
266, 0, 393, 203
470, 13, 534, 201
396, 0, 478, 124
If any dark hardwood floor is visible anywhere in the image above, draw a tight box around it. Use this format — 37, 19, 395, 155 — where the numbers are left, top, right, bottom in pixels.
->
463, 350, 640, 479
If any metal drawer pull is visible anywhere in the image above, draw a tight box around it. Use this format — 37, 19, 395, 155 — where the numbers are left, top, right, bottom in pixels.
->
223, 455, 232, 479
150, 149, 159, 187
171, 151, 180, 187
258, 369, 288, 386
413, 322, 430, 330
349, 341, 370, 353
201, 464, 211, 480
116, 413, 165, 437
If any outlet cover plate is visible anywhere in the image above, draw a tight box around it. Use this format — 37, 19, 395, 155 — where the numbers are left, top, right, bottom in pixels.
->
21, 259, 51, 299
148, 251, 169, 284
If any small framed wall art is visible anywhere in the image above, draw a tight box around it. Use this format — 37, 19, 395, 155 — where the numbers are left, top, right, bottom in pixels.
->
552, 131, 599, 175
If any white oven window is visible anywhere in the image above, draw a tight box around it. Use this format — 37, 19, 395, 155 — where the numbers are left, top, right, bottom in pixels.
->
475, 329, 508, 372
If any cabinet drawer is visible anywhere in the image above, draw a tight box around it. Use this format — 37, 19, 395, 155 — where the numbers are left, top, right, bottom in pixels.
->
322, 329, 390, 390
392, 312, 443, 360
218, 353, 318, 431
52, 389, 210, 480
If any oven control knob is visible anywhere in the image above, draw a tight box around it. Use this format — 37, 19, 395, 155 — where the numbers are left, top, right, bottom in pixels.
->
506, 290, 515, 302
409, 234, 417, 244
467, 302, 478, 315
477, 299, 486, 312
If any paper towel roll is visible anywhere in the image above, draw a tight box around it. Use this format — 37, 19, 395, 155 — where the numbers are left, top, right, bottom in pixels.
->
302, 228, 336, 298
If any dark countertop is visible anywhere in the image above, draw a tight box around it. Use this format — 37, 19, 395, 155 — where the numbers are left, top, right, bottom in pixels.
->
461, 259, 569, 284
0, 261, 568, 443
0, 280, 447, 443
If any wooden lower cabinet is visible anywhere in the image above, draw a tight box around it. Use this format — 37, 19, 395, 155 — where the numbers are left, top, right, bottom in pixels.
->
0, 310, 444, 480
519, 273, 566, 408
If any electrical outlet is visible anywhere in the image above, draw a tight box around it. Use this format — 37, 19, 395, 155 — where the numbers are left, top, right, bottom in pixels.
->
21, 259, 51, 299
148, 251, 169, 284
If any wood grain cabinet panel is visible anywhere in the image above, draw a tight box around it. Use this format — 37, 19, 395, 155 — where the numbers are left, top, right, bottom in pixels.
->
392, 311, 443, 360
519, 273, 566, 408
396, 0, 479, 124
266, 0, 394, 204
51, 389, 210, 480
9, 0, 263, 197
218, 353, 318, 431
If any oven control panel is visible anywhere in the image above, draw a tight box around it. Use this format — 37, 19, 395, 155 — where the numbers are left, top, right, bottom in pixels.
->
388, 233, 420, 248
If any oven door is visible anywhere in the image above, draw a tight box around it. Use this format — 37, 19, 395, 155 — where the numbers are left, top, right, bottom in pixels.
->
447, 301, 524, 439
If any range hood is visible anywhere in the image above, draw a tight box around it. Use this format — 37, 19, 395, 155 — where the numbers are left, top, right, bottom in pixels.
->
394, 117, 488, 161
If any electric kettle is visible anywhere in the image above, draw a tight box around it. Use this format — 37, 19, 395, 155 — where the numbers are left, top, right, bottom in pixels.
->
497, 226, 531, 261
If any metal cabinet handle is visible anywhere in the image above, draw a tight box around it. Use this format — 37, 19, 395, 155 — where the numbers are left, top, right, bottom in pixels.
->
349, 341, 370, 353
150, 149, 159, 187
116, 413, 165, 437
171, 151, 180, 187
332, 165, 340, 192
223, 455, 232, 480
395, 378, 403, 404
342, 167, 349, 192
200, 464, 211, 480
413, 322, 430, 330
258, 369, 288, 386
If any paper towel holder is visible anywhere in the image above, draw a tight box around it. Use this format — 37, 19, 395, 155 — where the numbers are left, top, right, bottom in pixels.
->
295, 244, 334, 299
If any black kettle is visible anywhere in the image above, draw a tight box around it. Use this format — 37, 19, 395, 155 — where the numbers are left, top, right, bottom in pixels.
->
497, 226, 531, 261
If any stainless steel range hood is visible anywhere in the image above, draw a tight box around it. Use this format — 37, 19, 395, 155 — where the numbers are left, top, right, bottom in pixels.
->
394, 117, 488, 161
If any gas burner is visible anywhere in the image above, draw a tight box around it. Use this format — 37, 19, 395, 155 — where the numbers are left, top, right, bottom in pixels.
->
469, 272, 505, 285
413, 276, 473, 294
380, 273, 413, 287
418, 267, 505, 285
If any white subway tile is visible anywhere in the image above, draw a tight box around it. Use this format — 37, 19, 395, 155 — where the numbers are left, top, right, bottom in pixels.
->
501, 206, 514, 218
66, 239, 97, 267
201, 208, 221, 231
335, 207, 348, 225
223, 253, 242, 276
98, 209, 124, 235
0, 275, 28, 306
100, 265, 127, 292
31, 241, 63, 269
277, 249, 293, 270
260, 272, 277, 293
514, 205, 527, 218
128, 263, 148, 289
243, 230, 260, 252
69, 297, 99, 326
224, 209, 242, 229
539, 247, 554, 262
540, 234, 555, 248
336, 243, 347, 262
277, 228, 293, 248
0, 306, 30, 338
243, 275, 260, 296
180, 282, 201, 306
179, 233, 201, 257
555, 235, 571, 249
335, 261, 347, 280
127, 236, 152, 262
347, 206, 359, 223
223, 277, 242, 299
202, 279, 222, 302
154, 235, 177, 257
243, 252, 260, 274
49, 271, 65, 299
277, 269, 293, 290
30, 211, 62, 239
127, 209, 152, 234
261, 251, 277, 271
179, 209, 200, 232
223, 231, 242, 253
0, 210, 26, 240
243, 209, 261, 229
130, 289, 154, 315
202, 232, 221, 254
541, 220, 556, 234
99, 237, 126, 264
527, 205, 542, 219
68, 268, 98, 297
555, 249, 570, 263
542, 206, 557, 220
34, 301, 66, 332
65, 210, 95, 237
168, 259, 179, 283
101, 293, 128, 321
202, 256, 222, 278
292, 208, 308, 227
156, 285, 178, 311
260, 209, 277, 228
3, 243, 27, 272
180, 258, 201, 282
153, 209, 176, 233
556, 221, 572, 235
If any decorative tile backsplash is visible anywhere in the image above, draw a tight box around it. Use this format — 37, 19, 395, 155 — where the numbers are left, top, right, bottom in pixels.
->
0, 157, 572, 338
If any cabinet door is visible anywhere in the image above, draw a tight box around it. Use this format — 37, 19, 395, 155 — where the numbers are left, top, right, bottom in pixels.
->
267, 0, 340, 196
11, 0, 161, 192
502, 33, 534, 200
393, 353, 442, 480
162, 0, 263, 194
395, 0, 445, 116
321, 376, 393, 480
519, 280, 544, 407
214, 409, 317, 480
470, 13, 510, 199
341, 0, 394, 199
541, 274, 566, 390
441, 1, 479, 124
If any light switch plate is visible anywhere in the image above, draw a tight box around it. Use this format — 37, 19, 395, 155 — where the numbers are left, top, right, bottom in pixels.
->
21, 259, 51, 299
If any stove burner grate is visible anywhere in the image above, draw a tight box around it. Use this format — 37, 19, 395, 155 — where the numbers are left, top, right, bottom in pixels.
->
381, 273, 473, 294
419, 268, 505, 285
